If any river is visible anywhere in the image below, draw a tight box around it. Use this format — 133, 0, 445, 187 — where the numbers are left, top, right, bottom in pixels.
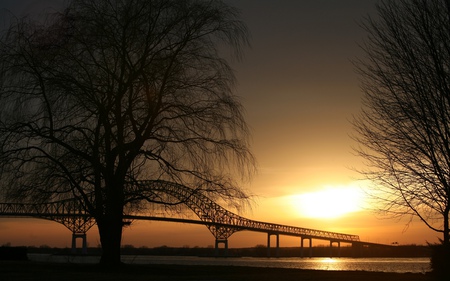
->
28, 254, 430, 274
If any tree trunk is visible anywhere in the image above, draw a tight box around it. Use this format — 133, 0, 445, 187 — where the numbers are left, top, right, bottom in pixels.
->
97, 215, 123, 266
444, 210, 449, 246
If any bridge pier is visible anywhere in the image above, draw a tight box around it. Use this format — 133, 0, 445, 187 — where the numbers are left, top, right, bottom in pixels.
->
352, 242, 363, 257
71, 233, 87, 255
330, 240, 341, 258
300, 237, 312, 258
267, 233, 280, 258
215, 239, 228, 257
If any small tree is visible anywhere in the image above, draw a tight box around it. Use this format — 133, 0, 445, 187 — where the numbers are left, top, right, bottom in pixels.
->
353, 0, 450, 245
0, 0, 255, 265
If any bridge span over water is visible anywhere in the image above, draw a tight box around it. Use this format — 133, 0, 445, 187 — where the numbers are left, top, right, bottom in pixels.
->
0, 180, 380, 257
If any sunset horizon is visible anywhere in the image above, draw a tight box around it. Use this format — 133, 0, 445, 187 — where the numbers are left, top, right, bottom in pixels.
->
0, 0, 441, 252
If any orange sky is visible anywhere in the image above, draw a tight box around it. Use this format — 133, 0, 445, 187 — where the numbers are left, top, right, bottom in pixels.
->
0, 0, 441, 249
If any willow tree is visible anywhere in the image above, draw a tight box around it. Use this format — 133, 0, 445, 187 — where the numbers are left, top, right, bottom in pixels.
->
0, 0, 255, 265
353, 0, 450, 245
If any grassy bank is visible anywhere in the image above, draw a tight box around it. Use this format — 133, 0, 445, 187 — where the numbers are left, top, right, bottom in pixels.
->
0, 261, 431, 281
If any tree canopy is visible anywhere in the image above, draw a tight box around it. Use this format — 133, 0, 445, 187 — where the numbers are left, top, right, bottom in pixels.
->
0, 0, 255, 265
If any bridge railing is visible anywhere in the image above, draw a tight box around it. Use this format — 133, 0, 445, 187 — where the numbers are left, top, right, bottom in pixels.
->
0, 200, 89, 216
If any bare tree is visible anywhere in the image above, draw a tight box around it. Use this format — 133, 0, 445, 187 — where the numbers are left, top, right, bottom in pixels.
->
353, 0, 450, 245
0, 0, 255, 265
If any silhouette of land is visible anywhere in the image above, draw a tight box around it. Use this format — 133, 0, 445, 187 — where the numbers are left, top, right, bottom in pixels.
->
17, 244, 431, 258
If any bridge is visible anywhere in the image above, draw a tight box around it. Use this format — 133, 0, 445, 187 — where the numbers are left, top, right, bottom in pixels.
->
0, 180, 376, 257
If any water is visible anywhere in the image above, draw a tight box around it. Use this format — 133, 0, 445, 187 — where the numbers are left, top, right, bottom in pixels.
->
28, 254, 431, 274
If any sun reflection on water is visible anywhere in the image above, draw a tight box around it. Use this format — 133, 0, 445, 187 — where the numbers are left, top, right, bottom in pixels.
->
320, 258, 337, 263
316, 258, 342, 270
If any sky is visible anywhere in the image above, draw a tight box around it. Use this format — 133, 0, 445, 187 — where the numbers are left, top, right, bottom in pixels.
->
0, 0, 439, 249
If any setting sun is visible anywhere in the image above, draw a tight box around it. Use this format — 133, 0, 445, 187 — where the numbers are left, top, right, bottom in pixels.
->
290, 185, 364, 219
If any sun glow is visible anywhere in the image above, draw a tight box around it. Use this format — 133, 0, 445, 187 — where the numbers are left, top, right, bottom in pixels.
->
290, 185, 364, 219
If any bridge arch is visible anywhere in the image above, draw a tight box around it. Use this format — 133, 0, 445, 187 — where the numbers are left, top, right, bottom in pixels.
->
136, 180, 244, 241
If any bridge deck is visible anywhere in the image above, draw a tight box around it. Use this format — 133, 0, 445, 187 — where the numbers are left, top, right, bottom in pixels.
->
0, 203, 359, 243
0, 180, 361, 244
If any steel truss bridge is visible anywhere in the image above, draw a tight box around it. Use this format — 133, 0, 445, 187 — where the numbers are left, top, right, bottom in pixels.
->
0, 180, 374, 257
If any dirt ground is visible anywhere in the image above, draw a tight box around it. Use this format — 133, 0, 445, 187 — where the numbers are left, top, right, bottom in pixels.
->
0, 261, 433, 281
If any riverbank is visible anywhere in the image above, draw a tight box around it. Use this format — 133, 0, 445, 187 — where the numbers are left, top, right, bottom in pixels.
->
0, 261, 431, 281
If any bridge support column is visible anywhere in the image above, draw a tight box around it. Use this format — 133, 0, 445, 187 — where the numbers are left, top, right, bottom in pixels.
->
352, 242, 363, 258
71, 233, 87, 255
301, 237, 312, 258
215, 239, 228, 257
330, 241, 341, 258
267, 233, 280, 258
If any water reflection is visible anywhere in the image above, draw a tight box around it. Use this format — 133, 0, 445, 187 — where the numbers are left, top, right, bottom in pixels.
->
316, 258, 340, 271
310, 257, 430, 273
27, 254, 430, 273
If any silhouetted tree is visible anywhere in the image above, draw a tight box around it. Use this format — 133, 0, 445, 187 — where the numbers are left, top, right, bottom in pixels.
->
0, 0, 254, 265
353, 0, 450, 246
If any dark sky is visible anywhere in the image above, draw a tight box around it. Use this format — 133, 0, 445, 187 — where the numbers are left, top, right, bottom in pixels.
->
228, 0, 376, 194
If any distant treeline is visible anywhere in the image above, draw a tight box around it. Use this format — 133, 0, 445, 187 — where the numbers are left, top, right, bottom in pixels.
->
21, 244, 431, 258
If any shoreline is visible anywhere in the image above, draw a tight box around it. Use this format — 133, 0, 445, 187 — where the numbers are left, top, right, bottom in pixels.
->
1, 260, 432, 281
26, 253, 432, 274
